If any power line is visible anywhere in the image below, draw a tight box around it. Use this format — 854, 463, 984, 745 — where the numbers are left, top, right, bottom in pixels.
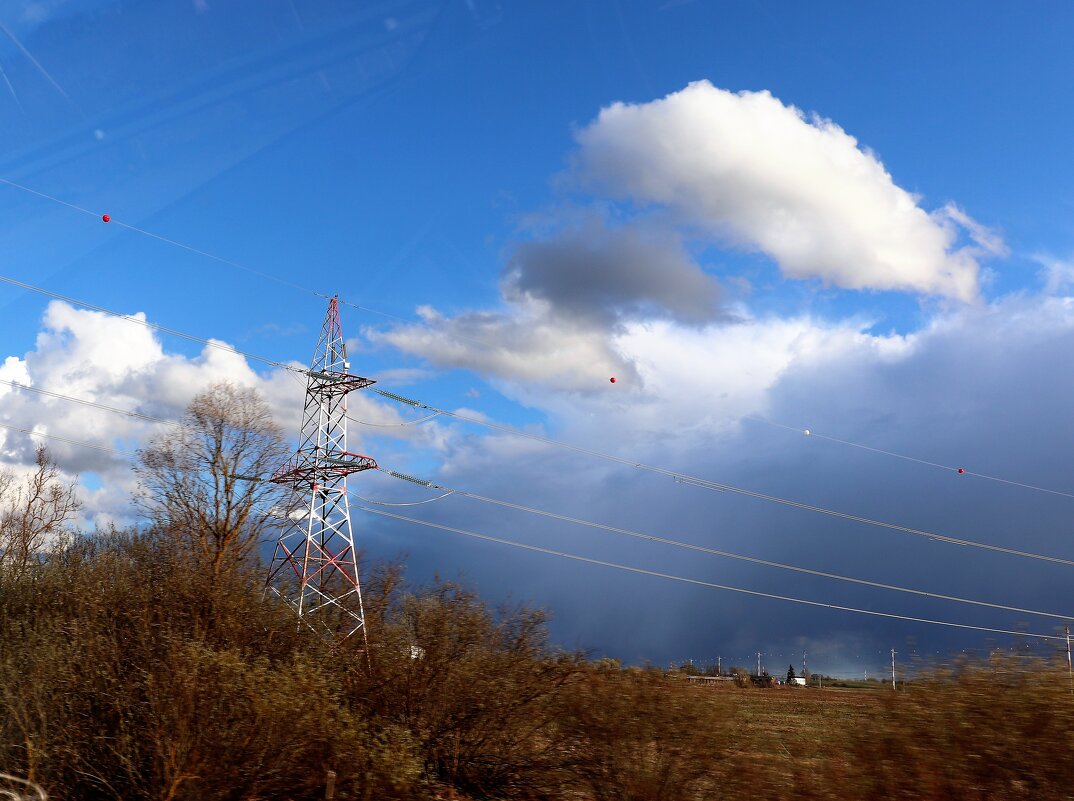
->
5, 371, 1070, 621
347, 411, 442, 428
0, 178, 323, 299
354, 504, 1066, 642
5, 274, 1073, 569
370, 388, 1074, 568
6, 178, 1072, 508
5, 410, 1070, 642
373, 467, 1074, 621
0, 420, 130, 457
353, 488, 455, 507
0, 178, 503, 351
7, 366, 1071, 620
0, 273, 306, 375
0, 379, 183, 428
745, 415, 1074, 501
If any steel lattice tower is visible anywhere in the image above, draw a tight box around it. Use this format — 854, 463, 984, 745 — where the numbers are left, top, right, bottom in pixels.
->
266, 296, 377, 642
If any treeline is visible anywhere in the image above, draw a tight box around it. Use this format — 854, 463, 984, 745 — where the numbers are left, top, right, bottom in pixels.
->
2, 383, 1074, 800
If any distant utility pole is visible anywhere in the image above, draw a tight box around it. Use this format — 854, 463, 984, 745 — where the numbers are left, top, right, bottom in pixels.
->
266, 296, 377, 646
756, 652, 762, 675
1066, 626, 1073, 696
891, 649, 897, 690
717, 656, 721, 676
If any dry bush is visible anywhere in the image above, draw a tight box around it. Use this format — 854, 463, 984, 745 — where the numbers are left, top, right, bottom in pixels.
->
355, 582, 583, 799
0, 530, 424, 801
798, 654, 1074, 801
553, 666, 735, 801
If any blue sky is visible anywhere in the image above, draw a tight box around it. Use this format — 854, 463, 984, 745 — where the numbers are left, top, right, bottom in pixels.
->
4, 0, 1074, 675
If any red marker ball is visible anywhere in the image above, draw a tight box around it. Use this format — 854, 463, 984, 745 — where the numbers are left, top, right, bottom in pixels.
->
609, 377, 616, 383
957, 468, 965, 474
102, 214, 110, 223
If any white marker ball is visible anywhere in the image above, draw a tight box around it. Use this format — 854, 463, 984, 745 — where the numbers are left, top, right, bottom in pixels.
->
803, 429, 811, 436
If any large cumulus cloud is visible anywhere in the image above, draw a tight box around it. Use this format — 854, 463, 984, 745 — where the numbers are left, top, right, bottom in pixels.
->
574, 80, 1002, 300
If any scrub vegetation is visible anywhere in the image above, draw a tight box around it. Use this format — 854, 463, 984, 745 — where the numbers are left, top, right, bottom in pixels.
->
2, 385, 1073, 800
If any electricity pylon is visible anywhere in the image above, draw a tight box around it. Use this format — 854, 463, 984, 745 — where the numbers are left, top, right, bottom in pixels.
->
266, 296, 377, 643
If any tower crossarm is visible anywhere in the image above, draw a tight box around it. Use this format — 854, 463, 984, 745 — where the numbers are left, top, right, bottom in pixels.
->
324, 452, 379, 473
306, 371, 376, 395
269, 452, 378, 487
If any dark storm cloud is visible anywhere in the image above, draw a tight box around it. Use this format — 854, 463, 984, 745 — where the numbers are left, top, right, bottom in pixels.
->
503, 216, 727, 326
360, 294, 1074, 673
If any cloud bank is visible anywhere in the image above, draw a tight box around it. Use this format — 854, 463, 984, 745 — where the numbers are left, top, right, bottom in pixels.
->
352, 81, 1074, 668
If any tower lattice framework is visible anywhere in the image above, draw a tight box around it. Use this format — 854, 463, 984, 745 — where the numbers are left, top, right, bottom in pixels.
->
267, 296, 377, 641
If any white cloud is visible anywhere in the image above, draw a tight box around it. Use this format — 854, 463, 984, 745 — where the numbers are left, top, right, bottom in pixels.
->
1037, 255, 1074, 295
0, 301, 446, 528
573, 80, 1001, 301
369, 298, 638, 393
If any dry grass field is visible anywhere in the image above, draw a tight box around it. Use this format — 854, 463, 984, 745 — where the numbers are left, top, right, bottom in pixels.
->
697, 673, 1074, 801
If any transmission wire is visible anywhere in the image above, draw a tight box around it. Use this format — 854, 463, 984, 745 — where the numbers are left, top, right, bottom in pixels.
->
745, 415, 1074, 500
355, 504, 1066, 642
0, 274, 307, 375
373, 466, 1074, 621
0, 420, 130, 456
369, 388, 1074, 568
5, 406, 1071, 639
0, 378, 184, 428
4, 274, 1073, 568
5, 374, 1069, 622
6, 176, 1074, 504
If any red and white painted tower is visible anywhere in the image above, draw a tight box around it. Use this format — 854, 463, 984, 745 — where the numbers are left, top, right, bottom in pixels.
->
266, 296, 376, 642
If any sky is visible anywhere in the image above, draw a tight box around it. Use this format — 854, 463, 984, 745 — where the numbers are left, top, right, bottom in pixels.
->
3, 0, 1074, 676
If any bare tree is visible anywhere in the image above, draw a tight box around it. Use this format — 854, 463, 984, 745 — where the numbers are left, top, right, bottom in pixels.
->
0, 446, 80, 578
136, 382, 289, 577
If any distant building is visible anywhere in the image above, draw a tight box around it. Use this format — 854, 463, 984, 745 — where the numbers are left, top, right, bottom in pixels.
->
791, 677, 806, 686
685, 675, 734, 686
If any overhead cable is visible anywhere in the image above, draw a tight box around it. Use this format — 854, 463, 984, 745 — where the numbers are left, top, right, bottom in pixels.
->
6, 379, 1062, 621
376, 467, 1074, 621
346, 411, 442, 427
5, 274, 1073, 570
355, 504, 1066, 642
0, 177, 523, 354
0, 420, 130, 456
370, 389, 1074, 568
0, 378, 183, 428
5, 412, 1069, 640
351, 489, 455, 506
745, 415, 1074, 501
6, 177, 1073, 506
0, 273, 306, 375
0, 177, 321, 298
